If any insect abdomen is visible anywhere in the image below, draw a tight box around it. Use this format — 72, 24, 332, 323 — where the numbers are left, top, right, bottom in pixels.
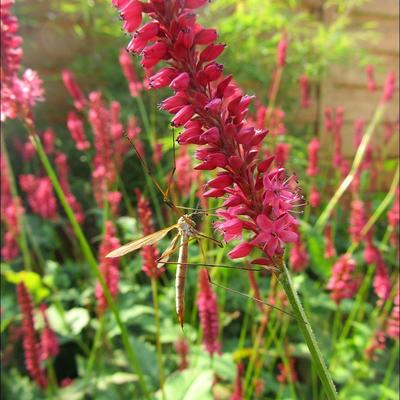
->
176, 234, 188, 328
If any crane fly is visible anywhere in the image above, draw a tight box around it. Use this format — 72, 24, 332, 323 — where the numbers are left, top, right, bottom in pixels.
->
107, 130, 299, 327
107, 213, 209, 327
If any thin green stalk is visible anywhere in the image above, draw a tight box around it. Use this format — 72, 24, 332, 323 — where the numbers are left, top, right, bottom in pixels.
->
135, 96, 155, 145
331, 308, 342, 345
1, 135, 32, 270
86, 316, 105, 377
339, 264, 374, 342
243, 291, 274, 398
379, 342, 399, 400
279, 262, 338, 400
151, 277, 166, 400
346, 165, 399, 255
237, 296, 252, 350
361, 164, 399, 237
46, 359, 58, 396
29, 133, 151, 399
315, 103, 385, 233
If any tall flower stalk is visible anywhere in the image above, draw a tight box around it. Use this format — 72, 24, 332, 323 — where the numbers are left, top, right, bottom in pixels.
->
113, 1, 337, 398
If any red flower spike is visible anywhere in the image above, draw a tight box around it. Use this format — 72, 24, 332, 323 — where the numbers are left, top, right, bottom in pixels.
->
197, 269, 221, 355
306, 137, 320, 177
171, 105, 195, 126
185, 0, 208, 9
119, 0, 142, 33
195, 28, 218, 45
95, 221, 121, 314
228, 242, 252, 259
170, 72, 190, 91
112, 0, 300, 264
136, 190, 164, 279
16, 283, 47, 388
199, 43, 226, 62
327, 254, 359, 305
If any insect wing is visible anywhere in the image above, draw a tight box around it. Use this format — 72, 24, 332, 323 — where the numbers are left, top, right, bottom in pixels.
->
106, 225, 178, 258
157, 233, 180, 269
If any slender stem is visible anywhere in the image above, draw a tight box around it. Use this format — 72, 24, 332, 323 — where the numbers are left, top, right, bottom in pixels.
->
279, 262, 338, 400
46, 359, 58, 396
29, 133, 151, 399
151, 277, 166, 400
331, 308, 342, 345
315, 103, 385, 232
339, 264, 374, 342
379, 342, 399, 400
237, 296, 252, 350
244, 277, 277, 397
361, 164, 399, 237
135, 96, 155, 145
86, 316, 104, 377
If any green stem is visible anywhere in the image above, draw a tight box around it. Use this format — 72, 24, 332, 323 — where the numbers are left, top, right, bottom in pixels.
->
339, 264, 375, 342
361, 165, 399, 237
315, 104, 385, 233
151, 277, 166, 400
237, 296, 252, 350
136, 96, 155, 145
379, 342, 399, 400
46, 359, 58, 396
279, 262, 338, 400
29, 133, 150, 399
331, 308, 342, 345
86, 316, 104, 377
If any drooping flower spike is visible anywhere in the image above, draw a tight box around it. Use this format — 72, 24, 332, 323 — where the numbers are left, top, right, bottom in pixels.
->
113, 0, 300, 264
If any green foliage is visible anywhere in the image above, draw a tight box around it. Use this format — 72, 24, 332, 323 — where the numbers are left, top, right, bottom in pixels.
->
204, 0, 375, 95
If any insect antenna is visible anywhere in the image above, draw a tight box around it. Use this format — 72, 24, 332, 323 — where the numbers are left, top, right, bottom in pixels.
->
123, 130, 181, 213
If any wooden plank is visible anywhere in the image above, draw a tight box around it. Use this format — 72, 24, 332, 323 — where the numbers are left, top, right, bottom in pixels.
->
329, 55, 399, 88
320, 85, 399, 122
350, 14, 399, 54
319, 121, 399, 159
356, 0, 399, 17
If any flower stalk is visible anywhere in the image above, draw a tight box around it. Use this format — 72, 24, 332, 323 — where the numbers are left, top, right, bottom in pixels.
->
279, 261, 338, 400
316, 98, 390, 233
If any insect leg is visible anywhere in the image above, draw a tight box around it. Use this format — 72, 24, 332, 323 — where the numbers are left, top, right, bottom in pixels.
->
193, 237, 302, 322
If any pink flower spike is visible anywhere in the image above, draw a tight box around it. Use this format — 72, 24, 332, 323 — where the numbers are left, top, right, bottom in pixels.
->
208, 174, 233, 189
365, 64, 377, 92
197, 269, 221, 355
119, 49, 143, 96
199, 43, 225, 62
195, 28, 218, 45
171, 105, 195, 126
252, 214, 297, 257
170, 72, 190, 91
119, 0, 143, 33
327, 254, 359, 304
185, 0, 208, 9
62, 69, 85, 111
299, 74, 310, 108
228, 242, 252, 259
381, 71, 396, 103
276, 34, 288, 67
306, 137, 320, 177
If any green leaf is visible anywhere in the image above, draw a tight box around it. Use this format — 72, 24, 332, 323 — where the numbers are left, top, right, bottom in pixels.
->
3, 271, 49, 302
306, 231, 331, 279
66, 308, 90, 335
46, 306, 89, 336
159, 369, 214, 400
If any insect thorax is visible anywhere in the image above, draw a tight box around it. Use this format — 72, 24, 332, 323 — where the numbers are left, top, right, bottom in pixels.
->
177, 215, 197, 237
